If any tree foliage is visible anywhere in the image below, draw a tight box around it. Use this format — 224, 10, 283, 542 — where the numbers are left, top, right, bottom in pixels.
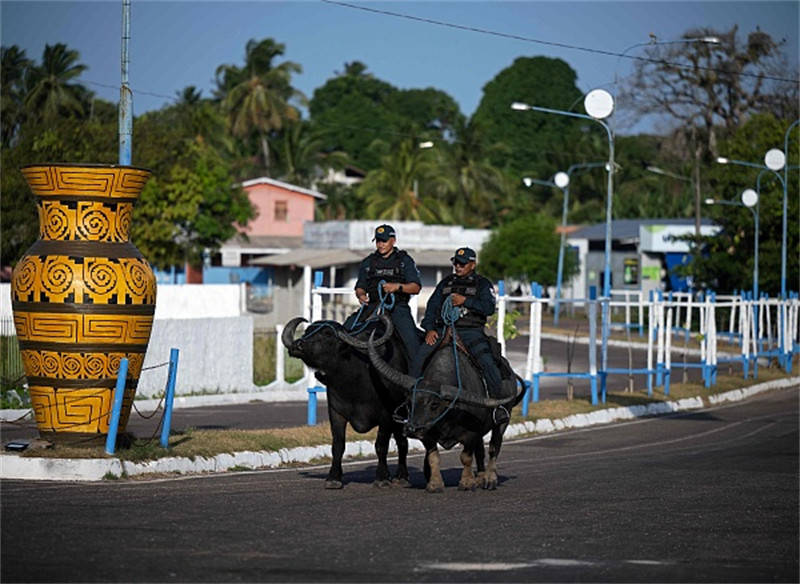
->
472, 56, 584, 178
479, 214, 572, 287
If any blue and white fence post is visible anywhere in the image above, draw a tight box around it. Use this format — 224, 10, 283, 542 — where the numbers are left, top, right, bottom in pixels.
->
160, 348, 180, 448
588, 286, 598, 406
105, 357, 129, 455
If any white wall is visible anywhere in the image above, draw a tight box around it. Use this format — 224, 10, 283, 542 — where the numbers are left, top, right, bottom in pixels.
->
138, 316, 255, 397
1, 283, 245, 320
3, 282, 261, 398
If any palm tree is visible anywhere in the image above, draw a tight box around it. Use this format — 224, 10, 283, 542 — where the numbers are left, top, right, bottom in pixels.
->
215, 38, 303, 174
24, 43, 88, 122
437, 118, 511, 228
1, 45, 33, 146
271, 120, 349, 187
359, 133, 445, 222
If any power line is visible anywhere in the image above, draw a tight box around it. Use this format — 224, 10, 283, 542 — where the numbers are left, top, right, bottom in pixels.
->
320, 0, 799, 85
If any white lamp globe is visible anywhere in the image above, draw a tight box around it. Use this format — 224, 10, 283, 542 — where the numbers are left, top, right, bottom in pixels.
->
741, 189, 758, 208
584, 89, 614, 120
554, 172, 570, 188
764, 149, 786, 171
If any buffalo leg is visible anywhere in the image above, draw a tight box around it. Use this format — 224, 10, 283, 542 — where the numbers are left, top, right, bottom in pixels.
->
424, 441, 445, 493
326, 407, 347, 489
373, 422, 393, 488
474, 439, 487, 485
483, 424, 505, 490
391, 422, 410, 487
458, 447, 477, 491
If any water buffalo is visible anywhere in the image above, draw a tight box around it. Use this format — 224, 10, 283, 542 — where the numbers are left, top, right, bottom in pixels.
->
282, 315, 411, 489
368, 332, 524, 493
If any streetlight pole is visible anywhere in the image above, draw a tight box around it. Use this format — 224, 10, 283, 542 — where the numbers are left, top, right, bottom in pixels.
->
717, 153, 786, 297
513, 90, 615, 400
718, 152, 789, 370
783, 120, 799, 295
705, 190, 760, 376
525, 162, 609, 325
704, 191, 759, 299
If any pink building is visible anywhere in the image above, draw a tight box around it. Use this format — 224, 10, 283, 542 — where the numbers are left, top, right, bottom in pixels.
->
215, 177, 327, 270
240, 177, 326, 238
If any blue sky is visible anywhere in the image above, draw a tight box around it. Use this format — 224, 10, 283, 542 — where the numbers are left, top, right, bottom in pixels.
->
2, 0, 798, 134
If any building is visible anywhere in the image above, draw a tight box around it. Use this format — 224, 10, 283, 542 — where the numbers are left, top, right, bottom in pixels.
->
565, 218, 720, 301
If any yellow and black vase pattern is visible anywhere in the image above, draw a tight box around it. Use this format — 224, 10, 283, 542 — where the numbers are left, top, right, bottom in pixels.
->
11, 164, 155, 437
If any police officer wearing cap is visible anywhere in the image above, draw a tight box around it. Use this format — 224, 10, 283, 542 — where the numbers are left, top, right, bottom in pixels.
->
346, 224, 422, 358
410, 246, 503, 402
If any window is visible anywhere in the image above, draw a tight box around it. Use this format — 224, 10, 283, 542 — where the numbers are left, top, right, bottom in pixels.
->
274, 200, 288, 221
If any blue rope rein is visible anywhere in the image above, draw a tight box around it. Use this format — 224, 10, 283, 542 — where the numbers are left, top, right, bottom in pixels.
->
407, 295, 464, 431
348, 279, 395, 332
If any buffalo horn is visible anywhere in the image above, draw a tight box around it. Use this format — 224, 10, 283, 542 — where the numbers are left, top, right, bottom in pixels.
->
437, 378, 525, 408
367, 330, 416, 390
281, 317, 307, 348
336, 314, 394, 349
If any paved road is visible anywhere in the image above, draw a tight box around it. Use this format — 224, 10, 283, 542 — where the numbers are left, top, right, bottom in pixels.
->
2, 388, 797, 583
1, 334, 729, 445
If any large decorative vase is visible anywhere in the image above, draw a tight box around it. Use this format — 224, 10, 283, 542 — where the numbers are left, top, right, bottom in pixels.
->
11, 164, 155, 441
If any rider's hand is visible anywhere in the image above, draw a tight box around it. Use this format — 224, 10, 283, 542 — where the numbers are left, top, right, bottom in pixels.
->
450, 293, 466, 307
356, 291, 368, 304
381, 282, 400, 294
425, 330, 439, 345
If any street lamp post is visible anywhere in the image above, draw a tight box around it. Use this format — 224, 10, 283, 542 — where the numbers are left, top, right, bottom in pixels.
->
717, 152, 787, 297
524, 162, 608, 325
718, 151, 790, 370
704, 190, 759, 299
513, 90, 615, 401
705, 189, 760, 376
784, 120, 799, 295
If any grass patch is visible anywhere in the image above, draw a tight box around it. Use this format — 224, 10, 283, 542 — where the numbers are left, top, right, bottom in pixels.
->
16, 365, 794, 464
253, 332, 305, 385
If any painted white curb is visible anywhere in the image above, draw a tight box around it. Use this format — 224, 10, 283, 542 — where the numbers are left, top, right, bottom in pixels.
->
2, 377, 797, 482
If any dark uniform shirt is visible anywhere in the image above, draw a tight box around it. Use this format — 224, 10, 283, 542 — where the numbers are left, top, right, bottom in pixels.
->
355, 248, 421, 306
421, 272, 496, 331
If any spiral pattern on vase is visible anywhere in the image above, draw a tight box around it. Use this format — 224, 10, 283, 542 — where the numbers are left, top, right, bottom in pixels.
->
11, 257, 37, 297
77, 204, 113, 240
13, 164, 154, 436
84, 258, 118, 298
40, 256, 74, 299
40, 202, 72, 240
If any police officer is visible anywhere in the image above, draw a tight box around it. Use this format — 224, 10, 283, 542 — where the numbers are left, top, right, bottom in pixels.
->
410, 246, 505, 411
346, 224, 422, 359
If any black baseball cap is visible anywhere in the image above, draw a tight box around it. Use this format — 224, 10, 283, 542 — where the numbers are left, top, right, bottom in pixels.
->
373, 224, 396, 241
451, 247, 477, 264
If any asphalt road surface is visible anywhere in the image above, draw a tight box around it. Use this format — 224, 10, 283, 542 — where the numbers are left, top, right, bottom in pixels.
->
2, 387, 797, 583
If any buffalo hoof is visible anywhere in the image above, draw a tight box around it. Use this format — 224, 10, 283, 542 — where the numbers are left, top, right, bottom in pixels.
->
392, 477, 412, 488
482, 479, 498, 491
373, 479, 393, 489
426, 483, 444, 494
325, 479, 343, 490
458, 481, 478, 492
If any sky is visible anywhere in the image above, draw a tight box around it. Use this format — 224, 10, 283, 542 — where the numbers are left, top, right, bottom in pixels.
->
2, 0, 798, 135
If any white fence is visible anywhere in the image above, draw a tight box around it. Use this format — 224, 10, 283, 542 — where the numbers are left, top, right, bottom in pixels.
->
2, 280, 798, 414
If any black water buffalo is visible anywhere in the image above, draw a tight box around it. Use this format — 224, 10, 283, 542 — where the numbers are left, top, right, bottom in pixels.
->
281, 315, 411, 489
368, 332, 524, 493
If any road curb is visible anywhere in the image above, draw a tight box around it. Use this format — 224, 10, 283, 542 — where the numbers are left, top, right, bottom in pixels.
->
2, 377, 797, 482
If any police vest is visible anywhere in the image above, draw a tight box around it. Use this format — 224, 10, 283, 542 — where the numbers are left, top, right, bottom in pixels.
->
439, 273, 486, 328
366, 249, 411, 304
